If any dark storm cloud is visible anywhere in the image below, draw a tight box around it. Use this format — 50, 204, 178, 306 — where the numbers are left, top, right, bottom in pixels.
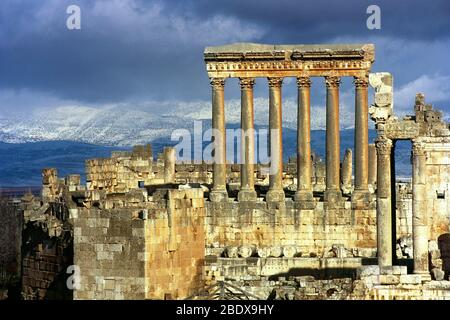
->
0, 0, 450, 111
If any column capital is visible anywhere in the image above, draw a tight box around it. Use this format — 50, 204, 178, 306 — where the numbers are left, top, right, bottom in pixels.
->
325, 76, 341, 88
375, 136, 393, 155
412, 140, 426, 156
210, 77, 226, 89
296, 76, 312, 88
239, 77, 255, 89
267, 77, 283, 88
354, 75, 369, 88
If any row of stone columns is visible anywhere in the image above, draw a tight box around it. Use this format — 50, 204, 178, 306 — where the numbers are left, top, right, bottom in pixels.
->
375, 137, 430, 279
210, 75, 370, 204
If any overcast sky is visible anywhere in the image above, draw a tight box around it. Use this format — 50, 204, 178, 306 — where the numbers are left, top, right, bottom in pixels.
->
1, 0, 449, 119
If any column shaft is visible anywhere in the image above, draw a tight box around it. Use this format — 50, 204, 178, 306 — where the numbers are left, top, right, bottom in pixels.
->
266, 77, 284, 202
295, 77, 314, 204
324, 76, 341, 204
238, 78, 257, 202
412, 140, 430, 278
354, 76, 369, 191
375, 136, 392, 267
210, 78, 228, 202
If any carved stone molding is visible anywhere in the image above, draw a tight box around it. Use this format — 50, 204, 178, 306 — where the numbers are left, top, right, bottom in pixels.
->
210, 78, 225, 89
296, 76, 312, 88
325, 76, 341, 89
375, 136, 393, 154
267, 77, 283, 88
239, 77, 255, 89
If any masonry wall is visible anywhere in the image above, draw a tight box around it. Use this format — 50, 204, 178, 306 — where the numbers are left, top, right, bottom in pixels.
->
144, 189, 205, 299
423, 139, 450, 241
86, 145, 154, 193
72, 188, 206, 300
206, 201, 377, 259
0, 199, 22, 299
72, 208, 147, 300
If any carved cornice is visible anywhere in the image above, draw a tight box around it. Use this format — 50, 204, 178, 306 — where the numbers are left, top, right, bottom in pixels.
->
375, 136, 393, 154
354, 75, 369, 88
239, 77, 255, 89
210, 78, 225, 89
325, 76, 341, 89
205, 60, 371, 78
267, 77, 283, 88
296, 76, 312, 88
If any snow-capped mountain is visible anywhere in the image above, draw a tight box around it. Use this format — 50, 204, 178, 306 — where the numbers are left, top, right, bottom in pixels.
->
0, 99, 358, 146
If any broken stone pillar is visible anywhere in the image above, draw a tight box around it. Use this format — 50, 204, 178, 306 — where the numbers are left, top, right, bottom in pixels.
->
375, 136, 393, 267
368, 143, 377, 192
352, 75, 370, 205
341, 149, 352, 194
238, 77, 257, 202
266, 77, 285, 203
324, 76, 342, 206
295, 76, 314, 207
42, 168, 58, 202
412, 139, 431, 280
210, 78, 228, 202
163, 147, 176, 184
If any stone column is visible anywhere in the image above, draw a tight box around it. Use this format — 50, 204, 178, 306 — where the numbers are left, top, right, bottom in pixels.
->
368, 143, 377, 192
266, 77, 285, 202
209, 78, 228, 202
412, 140, 431, 279
353, 75, 370, 204
341, 149, 352, 195
295, 77, 314, 207
238, 78, 257, 202
375, 136, 392, 267
164, 147, 176, 184
324, 76, 342, 205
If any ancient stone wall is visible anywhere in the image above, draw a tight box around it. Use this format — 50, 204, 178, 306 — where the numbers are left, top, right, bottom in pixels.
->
22, 237, 73, 300
72, 188, 205, 300
86, 145, 154, 193
205, 201, 377, 260
72, 207, 147, 300
422, 137, 450, 241
144, 189, 205, 299
0, 198, 22, 299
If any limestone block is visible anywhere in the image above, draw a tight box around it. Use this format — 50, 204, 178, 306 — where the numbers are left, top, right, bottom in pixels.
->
282, 246, 297, 258
225, 246, 239, 258
257, 247, 271, 258
238, 245, 255, 258
270, 246, 283, 258
431, 268, 445, 281
378, 275, 400, 285
380, 266, 407, 275
357, 265, 380, 278
399, 275, 422, 285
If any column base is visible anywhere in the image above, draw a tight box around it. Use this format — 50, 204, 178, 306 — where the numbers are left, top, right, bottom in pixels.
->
294, 190, 315, 209
238, 189, 257, 202
324, 189, 343, 209
352, 189, 371, 209
209, 189, 228, 202
266, 189, 285, 203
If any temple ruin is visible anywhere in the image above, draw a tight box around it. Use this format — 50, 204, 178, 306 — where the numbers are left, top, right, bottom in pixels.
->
0, 43, 450, 300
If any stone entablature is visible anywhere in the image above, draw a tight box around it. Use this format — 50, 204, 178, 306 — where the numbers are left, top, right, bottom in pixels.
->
204, 43, 374, 78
